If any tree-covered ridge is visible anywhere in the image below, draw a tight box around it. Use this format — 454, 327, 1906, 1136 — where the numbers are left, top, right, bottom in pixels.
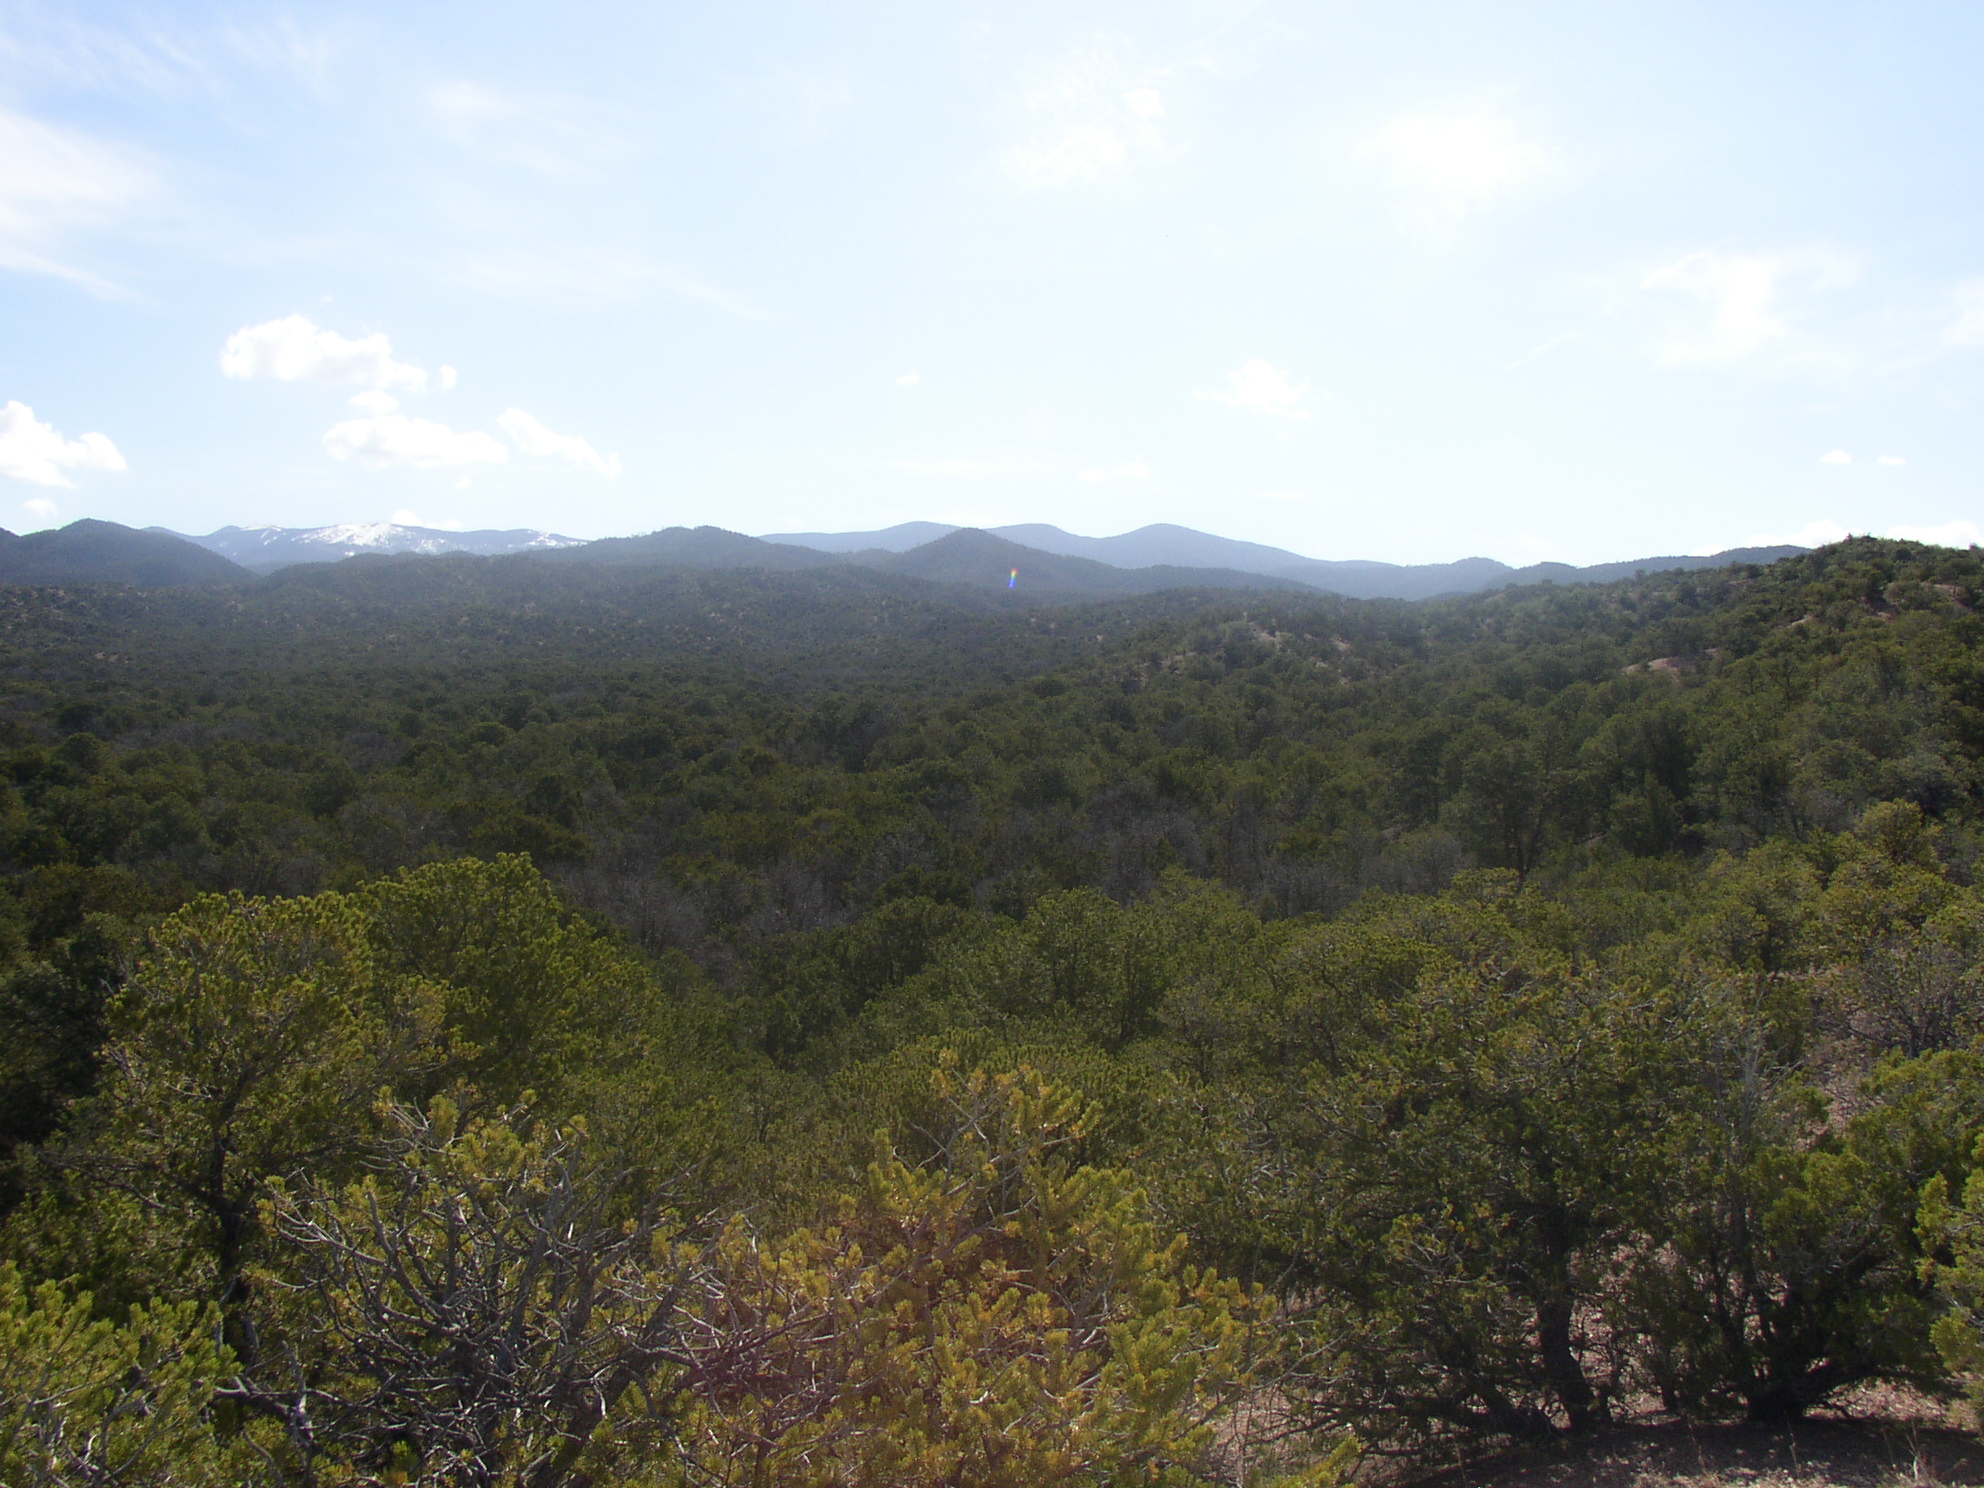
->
1, 537, 1984, 1483
1, 538, 1970, 949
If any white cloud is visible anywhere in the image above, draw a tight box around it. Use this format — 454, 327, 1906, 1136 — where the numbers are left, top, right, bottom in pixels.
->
1514, 533, 1573, 562
1889, 520, 1981, 547
387, 509, 465, 531
896, 371, 922, 387
429, 80, 510, 138
1636, 249, 1854, 368
892, 460, 1008, 478
1079, 461, 1150, 482
1736, 517, 1975, 551
1946, 281, 1984, 346
1364, 110, 1556, 233
4, 13, 349, 103
733, 62, 857, 144
0, 401, 127, 485
438, 365, 458, 390
454, 248, 767, 316
1880, 455, 1907, 466
322, 414, 509, 469
1738, 518, 1850, 548
1820, 449, 1853, 465
348, 389, 399, 415
1000, 39, 1170, 189
0, 105, 154, 293
223, 314, 430, 392
496, 408, 620, 477
427, 80, 632, 180
1195, 360, 1313, 419
21, 497, 59, 525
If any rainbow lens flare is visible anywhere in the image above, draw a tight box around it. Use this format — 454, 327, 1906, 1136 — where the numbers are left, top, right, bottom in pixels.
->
1008, 568, 1018, 589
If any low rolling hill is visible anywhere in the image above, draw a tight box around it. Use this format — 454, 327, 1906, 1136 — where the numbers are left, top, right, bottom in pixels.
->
0, 520, 250, 586
865, 528, 1320, 599
766, 519, 1810, 600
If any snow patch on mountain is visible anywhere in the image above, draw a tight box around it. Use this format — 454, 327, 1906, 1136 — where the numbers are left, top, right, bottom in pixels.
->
160, 522, 587, 572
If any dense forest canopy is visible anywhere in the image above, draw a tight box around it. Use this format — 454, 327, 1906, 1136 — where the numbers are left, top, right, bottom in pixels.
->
3, 536, 1984, 1484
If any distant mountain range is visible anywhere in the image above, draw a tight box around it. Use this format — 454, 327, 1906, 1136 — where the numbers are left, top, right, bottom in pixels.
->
866, 529, 1318, 598
533, 526, 1314, 597
764, 521, 1809, 602
0, 517, 1819, 602
156, 522, 585, 574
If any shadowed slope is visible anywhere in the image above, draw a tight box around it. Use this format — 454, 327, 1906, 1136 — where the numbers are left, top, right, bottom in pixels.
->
0, 520, 250, 587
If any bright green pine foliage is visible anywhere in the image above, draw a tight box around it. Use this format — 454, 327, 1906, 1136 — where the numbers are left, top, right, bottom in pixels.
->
1922, 1133, 1984, 1416
351, 854, 698, 1110
40, 885, 447, 1305
0, 1262, 274, 1486
673, 1061, 1341, 1488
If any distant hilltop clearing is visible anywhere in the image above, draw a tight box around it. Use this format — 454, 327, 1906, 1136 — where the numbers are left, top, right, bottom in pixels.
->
156, 522, 586, 574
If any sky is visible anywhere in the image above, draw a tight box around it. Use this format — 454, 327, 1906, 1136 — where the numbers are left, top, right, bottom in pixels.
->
2, 0, 1982, 566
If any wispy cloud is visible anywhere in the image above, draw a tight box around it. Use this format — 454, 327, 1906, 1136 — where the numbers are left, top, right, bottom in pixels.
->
888, 455, 1052, 478
1195, 360, 1313, 419
323, 414, 508, 469
413, 83, 763, 313
0, 9, 350, 102
427, 80, 634, 180
224, 315, 432, 391
453, 249, 766, 315
1820, 449, 1852, 465
999, 37, 1172, 189
1737, 518, 1851, 548
1363, 109, 1556, 236
390, 507, 468, 530
1635, 248, 1855, 369
497, 408, 620, 476
1946, 281, 1984, 347
724, 62, 856, 144
1732, 517, 1978, 550
1079, 461, 1149, 482
1890, 520, 1980, 547
0, 401, 127, 485
0, 105, 156, 293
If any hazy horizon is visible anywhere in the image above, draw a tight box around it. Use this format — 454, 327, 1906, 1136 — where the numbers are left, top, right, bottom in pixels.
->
115, 512, 1830, 579
4, 2, 1982, 565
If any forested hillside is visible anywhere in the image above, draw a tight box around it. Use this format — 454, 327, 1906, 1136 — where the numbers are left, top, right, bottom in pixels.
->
2, 536, 1983, 1485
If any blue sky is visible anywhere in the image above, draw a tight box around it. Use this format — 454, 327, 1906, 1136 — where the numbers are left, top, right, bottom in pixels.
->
2, 0, 1981, 564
